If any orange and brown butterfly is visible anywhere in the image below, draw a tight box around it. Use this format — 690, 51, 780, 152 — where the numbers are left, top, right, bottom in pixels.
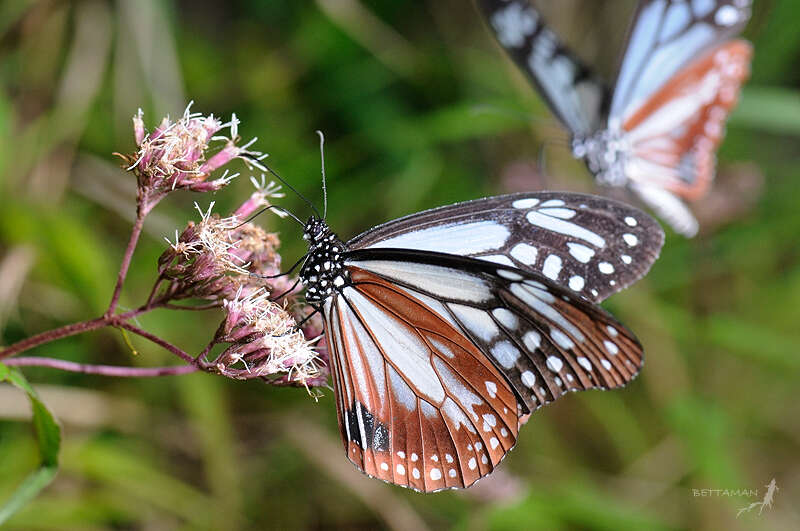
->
297, 192, 663, 492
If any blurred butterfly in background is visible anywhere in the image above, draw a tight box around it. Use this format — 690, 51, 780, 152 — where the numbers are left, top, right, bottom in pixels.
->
476, 0, 753, 236
297, 192, 663, 492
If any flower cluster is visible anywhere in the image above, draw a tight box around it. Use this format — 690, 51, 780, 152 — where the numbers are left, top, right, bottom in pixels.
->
155, 182, 325, 388
117, 103, 267, 212
1, 104, 328, 398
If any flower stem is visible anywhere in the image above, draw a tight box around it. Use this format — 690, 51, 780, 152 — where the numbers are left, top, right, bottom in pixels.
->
116, 321, 196, 364
2, 357, 198, 377
106, 203, 147, 317
0, 305, 154, 362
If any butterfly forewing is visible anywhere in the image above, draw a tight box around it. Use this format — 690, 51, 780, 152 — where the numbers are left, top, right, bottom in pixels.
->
348, 192, 664, 303
476, 0, 607, 136
345, 250, 645, 420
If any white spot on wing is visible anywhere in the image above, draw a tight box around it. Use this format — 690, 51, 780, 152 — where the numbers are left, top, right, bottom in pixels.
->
450, 304, 500, 343
577, 356, 592, 371
604, 340, 619, 355
551, 329, 575, 349
510, 243, 538, 265
527, 211, 606, 247
512, 197, 540, 209
623, 233, 638, 246
542, 254, 563, 280
624, 216, 637, 227
598, 262, 614, 274
523, 331, 541, 351
539, 208, 576, 219
567, 242, 595, 263
521, 370, 536, 387
715, 5, 740, 25
546, 356, 563, 372
492, 308, 519, 329
568, 275, 585, 291
491, 341, 521, 369
485, 381, 497, 398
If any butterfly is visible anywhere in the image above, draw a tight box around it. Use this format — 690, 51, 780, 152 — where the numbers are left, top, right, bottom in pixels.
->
477, 0, 753, 236
297, 192, 664, 492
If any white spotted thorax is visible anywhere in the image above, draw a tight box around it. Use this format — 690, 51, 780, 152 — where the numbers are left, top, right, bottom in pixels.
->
300, 218, 350, 304
571, 125, 630, 188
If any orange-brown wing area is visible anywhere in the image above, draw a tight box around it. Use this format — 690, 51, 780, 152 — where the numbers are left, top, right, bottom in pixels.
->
623, 40, 752, 200
323, 267, 520, 492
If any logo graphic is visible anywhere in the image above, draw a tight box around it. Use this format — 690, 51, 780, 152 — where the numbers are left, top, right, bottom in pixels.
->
737, 479, 778, 518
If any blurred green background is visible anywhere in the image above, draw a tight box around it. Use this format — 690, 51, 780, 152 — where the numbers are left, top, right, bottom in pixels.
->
1, 0, 798, 529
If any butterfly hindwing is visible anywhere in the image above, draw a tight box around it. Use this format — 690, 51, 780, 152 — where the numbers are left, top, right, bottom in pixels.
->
476, 0, 608, 136
348, 192, 664, 303
624, 39, 752, 200
609, 0, 752, 125
343, 250, 645, 429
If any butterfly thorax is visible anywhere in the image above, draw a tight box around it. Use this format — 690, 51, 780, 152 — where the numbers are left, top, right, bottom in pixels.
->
571, 127, 630, 188
300, 218, 350, 304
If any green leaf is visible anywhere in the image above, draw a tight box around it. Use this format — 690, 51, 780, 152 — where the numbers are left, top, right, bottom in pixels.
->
0, 363, 61, 525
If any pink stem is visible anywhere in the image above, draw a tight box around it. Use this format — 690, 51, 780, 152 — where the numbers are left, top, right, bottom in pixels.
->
0, 306, 154, 361
106, 204, 147, 317
116, 321, 196, 364
3, 357, 197, 377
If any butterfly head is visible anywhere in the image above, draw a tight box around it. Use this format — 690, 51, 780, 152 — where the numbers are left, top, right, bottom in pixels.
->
300, 217, 350, 303
571, 128, 629, 188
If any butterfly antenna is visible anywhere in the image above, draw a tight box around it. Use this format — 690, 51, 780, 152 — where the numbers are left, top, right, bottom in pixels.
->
236, 204, 305, 229
261, 161, 322, 219
250, 252, 309, 280
316, 130, 328, 220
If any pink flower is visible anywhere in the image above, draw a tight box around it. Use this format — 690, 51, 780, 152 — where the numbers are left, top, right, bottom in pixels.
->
118, 103, 267, 211
155, 186, 326, 388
